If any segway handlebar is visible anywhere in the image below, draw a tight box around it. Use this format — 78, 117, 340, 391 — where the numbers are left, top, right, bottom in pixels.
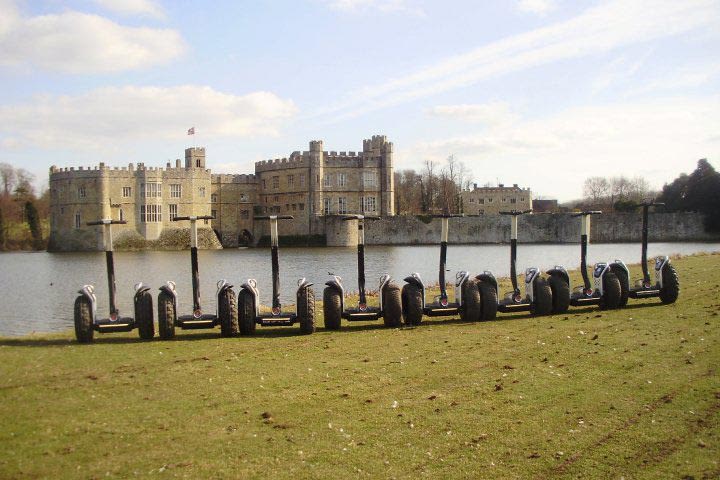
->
571, 210, 602, 217
171, 215, 215, 222
431, 213, 465, 218
254, 215, 294, 220
341, 215, 381, 221
499, 209, 532, 216
639, 201, 665, 208
86, 220, 127, 226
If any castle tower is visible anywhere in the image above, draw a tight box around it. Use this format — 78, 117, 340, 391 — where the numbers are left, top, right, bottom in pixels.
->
381, 138, 395, 216
185, 147, 206, 169
308, 140, 324, 218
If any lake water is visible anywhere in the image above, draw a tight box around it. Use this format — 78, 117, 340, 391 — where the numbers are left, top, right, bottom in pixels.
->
1, 242, 718, 336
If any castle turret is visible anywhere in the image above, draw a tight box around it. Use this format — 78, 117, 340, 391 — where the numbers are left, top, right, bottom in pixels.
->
308, 140, 324, 218
185, 147, 206, 169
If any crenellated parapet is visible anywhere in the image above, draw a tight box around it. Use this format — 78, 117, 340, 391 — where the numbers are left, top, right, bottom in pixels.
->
211, 173, 258, 184
254, 155, 311, 172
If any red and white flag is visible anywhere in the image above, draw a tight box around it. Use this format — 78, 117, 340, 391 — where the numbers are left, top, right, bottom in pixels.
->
187, 127, 195, 135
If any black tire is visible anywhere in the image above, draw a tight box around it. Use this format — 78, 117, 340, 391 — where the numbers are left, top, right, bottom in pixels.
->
477, 281, 498, 321
157, 291, 176, 340
659, 264, 679, 304
323, 287, 342, 330
531, 277, 553, 316
219, 288, 239, 337
298, 287, 316, 335
238, 289, 256, 335
74, 295, 94, 343
135, 291, 154, 340
599, 271, 621, 310
401, 283, 423, 326
612, 266, 629, 308
460, 279, 481, 321
548, 274, 570, 314
382, 283, 403, 328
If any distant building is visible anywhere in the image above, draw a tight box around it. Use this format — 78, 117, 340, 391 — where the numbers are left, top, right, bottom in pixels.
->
531, 199, 559, 213
49, 135, 395, 250
461, 183, 532, 215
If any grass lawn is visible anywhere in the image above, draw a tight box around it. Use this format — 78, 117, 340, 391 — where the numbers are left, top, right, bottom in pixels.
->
1, 253, 718, 479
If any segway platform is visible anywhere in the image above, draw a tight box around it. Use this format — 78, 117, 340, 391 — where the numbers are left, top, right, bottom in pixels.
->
94, 316, 135, 333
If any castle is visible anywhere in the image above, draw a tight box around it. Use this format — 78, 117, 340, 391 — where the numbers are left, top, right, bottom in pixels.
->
460, 183, 533, 215
48, 135, 395, 250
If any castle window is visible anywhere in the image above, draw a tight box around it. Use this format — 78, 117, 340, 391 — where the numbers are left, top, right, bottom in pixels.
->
323, 198, 332, 215
211, 193, 218, 203
361, 196, 377, 213
77, 186, 86, 198
274, 195, 279, 203
285, 204, 290, 211
272, 176, 279, 189
119, 208, 124, 221
363, 171, 377, 188
140, 204, 162, 223
141, 183, 161, 198
299, 174, 305, 187
337, 173, 347, 187
74, 212, 81, 229
292, 204, 296, 211
122, 186, 132, 197
170, 184, 181, 198
262, 179, 267, 190
469, 198, 475, 203
510, 198, 516, 204
323, 174, 332, 187
198, 187, 205, 197
240, 210, 249, 219
60, 207, 64, 215
196, 159, 201, 168
240, 193, 248, 202
287, 175, 294, 188
479, 198, 485, 204
169, 204, 178, 220
488, 198, 493, 203
211, 209, 217, 220
338, 197, 347, 214
299, 203, 305, 211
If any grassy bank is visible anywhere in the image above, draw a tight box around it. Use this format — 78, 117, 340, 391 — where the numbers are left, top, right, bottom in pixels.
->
1, 254, 719, 479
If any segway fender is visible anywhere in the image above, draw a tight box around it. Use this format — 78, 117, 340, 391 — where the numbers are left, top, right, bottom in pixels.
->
377, 274, 391, 311
454, 271, 470, 305
159, 281, 178, 306
593, 263, 610, 295
654, 256, 670, 287
475, 272, 498, 293
524, 267, 540, 302
609, 260, 629, 276
325, 277, 345, 312
216, 279, 234, 295
133, 282, 151, 300
240, 280, 261, 317
546, 266, 569, 286
404, 273, 426, 309
78, 285, 98, 322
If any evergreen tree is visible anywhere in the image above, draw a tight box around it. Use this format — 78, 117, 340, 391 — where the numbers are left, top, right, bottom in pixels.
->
24, 201, 42, 249
659, 159, 720, 232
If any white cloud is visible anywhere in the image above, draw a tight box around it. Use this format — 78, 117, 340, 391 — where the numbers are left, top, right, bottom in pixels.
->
428, 102, 518, 126
517, 0, 556, 15
0, 86, 297, 150
399, 96, 720, 201
320, 0, 425, 16
91, 0, 165, 19
317, 0, 720, 119
0, 3, 183, 73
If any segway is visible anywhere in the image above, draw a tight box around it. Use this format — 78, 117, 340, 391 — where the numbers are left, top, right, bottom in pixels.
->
157, 215, 238, 339
237, 215, 315, 335
74, 219, 153, 343
401, 214, 486, 326
567, 211, 622, 309
476, 210, 553, 316
323, 215, 403, 329
611, 202, 679, 306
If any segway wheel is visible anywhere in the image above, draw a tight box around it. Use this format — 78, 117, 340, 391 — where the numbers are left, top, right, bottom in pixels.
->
659, 264, 679, 304
74, 295, 94, 343
401, 283, 423, 326
531, 277, 553, 316
612, 266, 629, 308
157, 291, 176, 340
548, 274, 570, 314
298, 287, 316, 335
323, 287, 342, 330
238, 289, 256, 335
219, 288, 239, 337
478, 281, 498, 321
599, 271, 622, 310
382, 283, 403, 328
459, 279, 481, 322
135, 290, 154, 340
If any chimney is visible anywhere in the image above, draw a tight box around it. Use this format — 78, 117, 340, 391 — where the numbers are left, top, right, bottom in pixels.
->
499, 183, 504, 188
176, 159, 181, 168
513, 183, 518, 188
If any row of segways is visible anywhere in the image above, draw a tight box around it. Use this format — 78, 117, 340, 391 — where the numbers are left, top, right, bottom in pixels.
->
398, 204, 680, 325
73, 215, 315, 342
73, 203, 680, 342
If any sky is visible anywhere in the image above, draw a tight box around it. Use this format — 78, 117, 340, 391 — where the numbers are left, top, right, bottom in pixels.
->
0, 0, 719, 201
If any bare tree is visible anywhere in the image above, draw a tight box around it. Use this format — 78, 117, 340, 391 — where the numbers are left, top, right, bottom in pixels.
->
583, 177, 610, 205
0, 163, 16, 196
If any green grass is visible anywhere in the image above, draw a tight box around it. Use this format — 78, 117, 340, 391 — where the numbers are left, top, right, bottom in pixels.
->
1, 253, 719, 479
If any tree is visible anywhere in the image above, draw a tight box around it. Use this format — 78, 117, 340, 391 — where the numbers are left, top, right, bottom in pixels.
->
583, 177, 610, 205
25, 201, 43, 249
659, 159, 720, 232
0, 208, 5, 250
0, 163, 16, 196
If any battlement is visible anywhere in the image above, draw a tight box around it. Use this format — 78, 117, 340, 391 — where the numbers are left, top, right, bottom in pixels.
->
211, 173, 258, 184
254, 155, 310, 172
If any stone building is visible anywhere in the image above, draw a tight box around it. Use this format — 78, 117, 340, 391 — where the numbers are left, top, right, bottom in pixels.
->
48, 135, 395, 250
460, 183, 533, 215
